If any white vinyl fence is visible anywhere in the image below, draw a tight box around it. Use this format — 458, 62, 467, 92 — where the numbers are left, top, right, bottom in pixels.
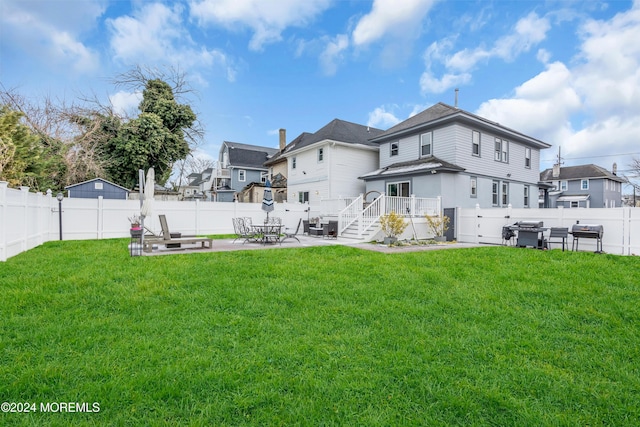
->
457, 204, 640, 256
0, 182, 314, 262
2, 181, 640, 261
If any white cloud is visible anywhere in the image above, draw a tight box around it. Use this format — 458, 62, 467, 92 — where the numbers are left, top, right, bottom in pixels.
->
421, 12, 550, 95
367, 106, 401, 129
189, 0, 332, 51
475, 2, 640, 171
476, 62, 581, 145
0, 0, 103, 73
109, 90, 142, 118
319, 34, 349, 76
352, 0, 436, 47
446, 12, 550, 73
107, 3, 237, 82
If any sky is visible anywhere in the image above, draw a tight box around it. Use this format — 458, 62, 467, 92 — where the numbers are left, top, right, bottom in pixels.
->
2, 0, 640, 187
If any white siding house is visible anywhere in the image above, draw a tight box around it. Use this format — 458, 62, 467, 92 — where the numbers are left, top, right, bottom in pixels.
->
284, 119, 383, 204
362, 103, 551, 210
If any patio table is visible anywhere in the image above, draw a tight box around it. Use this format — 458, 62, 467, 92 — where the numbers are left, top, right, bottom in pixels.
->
251, 224, 283, 245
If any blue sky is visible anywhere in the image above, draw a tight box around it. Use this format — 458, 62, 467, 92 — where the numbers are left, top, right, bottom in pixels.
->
2, 0, 640, 184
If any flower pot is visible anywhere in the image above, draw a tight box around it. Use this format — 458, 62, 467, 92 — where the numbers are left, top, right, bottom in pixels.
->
434, 236, 446, 242
383, 236, 397, 245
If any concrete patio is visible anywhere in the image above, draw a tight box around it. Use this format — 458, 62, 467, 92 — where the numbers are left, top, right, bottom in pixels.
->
140, 234, 485, 256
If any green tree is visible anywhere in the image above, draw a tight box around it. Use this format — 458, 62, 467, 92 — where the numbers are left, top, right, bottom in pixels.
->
104, 79, 195, 189
0, 105, 44, 188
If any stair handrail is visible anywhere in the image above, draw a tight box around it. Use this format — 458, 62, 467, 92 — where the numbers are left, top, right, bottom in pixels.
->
360, 194, 384, 234
338, 194, 363, 235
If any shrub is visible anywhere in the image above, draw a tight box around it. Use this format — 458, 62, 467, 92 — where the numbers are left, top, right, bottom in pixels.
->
380, 211, 408, 238
425, 214, 450, 237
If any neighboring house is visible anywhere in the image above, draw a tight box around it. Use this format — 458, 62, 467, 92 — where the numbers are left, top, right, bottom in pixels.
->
130, 184, 181, 201
182, 168, 213, 201
213, 142, 279, 202
539, 163, 625, 208
65, 178, 129, 200
360, 102, 551, 209
283, 119, 384, 203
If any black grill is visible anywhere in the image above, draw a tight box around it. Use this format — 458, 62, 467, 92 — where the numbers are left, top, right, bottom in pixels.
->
571, 223, 604, 252
509, 221, 546, 249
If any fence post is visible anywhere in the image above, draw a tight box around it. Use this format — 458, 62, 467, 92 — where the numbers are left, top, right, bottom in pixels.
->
0, 182, 7, 262
20, 186, 30, 253
195, 199, 200, 235
97, 196, 104, 239
410, 194, 416, 217
623, 206, 631, 256
475, 203, 481, 244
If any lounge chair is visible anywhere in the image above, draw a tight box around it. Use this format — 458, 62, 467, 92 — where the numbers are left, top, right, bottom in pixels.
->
281, 218, 302, 243
143, 215, 212, 252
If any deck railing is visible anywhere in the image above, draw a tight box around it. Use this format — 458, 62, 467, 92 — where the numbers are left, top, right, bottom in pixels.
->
334, 194, 441, 238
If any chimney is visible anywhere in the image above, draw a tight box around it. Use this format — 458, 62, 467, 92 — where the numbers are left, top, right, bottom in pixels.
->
552, 164, 560, 178
454, 88, 459, 108
612, 162, 618, 175
279, 129, 286, 151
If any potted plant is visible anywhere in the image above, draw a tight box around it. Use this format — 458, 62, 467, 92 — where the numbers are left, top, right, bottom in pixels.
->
425, 214, 450, 242
379, 211, 408, 245
129, 214, 142, 237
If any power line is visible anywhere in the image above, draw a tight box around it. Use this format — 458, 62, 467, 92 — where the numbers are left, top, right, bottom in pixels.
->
542, 152, 640, 162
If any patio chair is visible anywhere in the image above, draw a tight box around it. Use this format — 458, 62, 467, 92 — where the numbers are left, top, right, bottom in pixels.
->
502, 226, 515, 246
281, 218, 302, 243
143, 215, 213, 252
233, 217, 258, 244
547, 227, 568, 251
323, 220, 338, 239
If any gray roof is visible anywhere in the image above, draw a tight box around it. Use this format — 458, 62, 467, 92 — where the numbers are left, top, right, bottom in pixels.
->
359, 156, 465, 180
264, 132, 314, 166
65, 177, 130, 192
540, 164, 626, 182
370, 102, 550, 149
223, 141, 279, 169
284, 119, 384, 155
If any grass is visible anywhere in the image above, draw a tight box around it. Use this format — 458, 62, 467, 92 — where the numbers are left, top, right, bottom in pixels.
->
1, 239, 639, 426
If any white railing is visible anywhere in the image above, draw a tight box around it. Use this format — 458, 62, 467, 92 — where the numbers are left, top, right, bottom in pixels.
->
385, 195, 441, 217
320, 197, 359, 217
336, 194, 441, 238
337, 195, 363, 235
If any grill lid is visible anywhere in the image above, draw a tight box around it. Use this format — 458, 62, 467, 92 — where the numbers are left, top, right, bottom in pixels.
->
514, 221, 544, 228
571, 224, 603, 237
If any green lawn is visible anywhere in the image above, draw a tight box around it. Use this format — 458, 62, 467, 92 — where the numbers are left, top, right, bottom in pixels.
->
1, 240, 639, 426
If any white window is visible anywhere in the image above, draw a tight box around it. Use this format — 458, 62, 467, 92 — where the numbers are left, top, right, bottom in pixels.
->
560, 181, 567, 191
420, 132, 432, 157
260, 171, 267, 183
492, 181, 499, 206
524, 186, 530, 207
581, 179, 589, 190
525, 148, 531, 168
318, 148, 324, 162
494, 138, 508, 162
387, 181, 410, 197
292, 157, 296, 169
472, 131, 480, 156
298, 191, 309, 203
470, 177, 477, 198
94, 182, 103, 190
238, 170, 246, 182
390, 141, 399, 156
502, 182, 509, 205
